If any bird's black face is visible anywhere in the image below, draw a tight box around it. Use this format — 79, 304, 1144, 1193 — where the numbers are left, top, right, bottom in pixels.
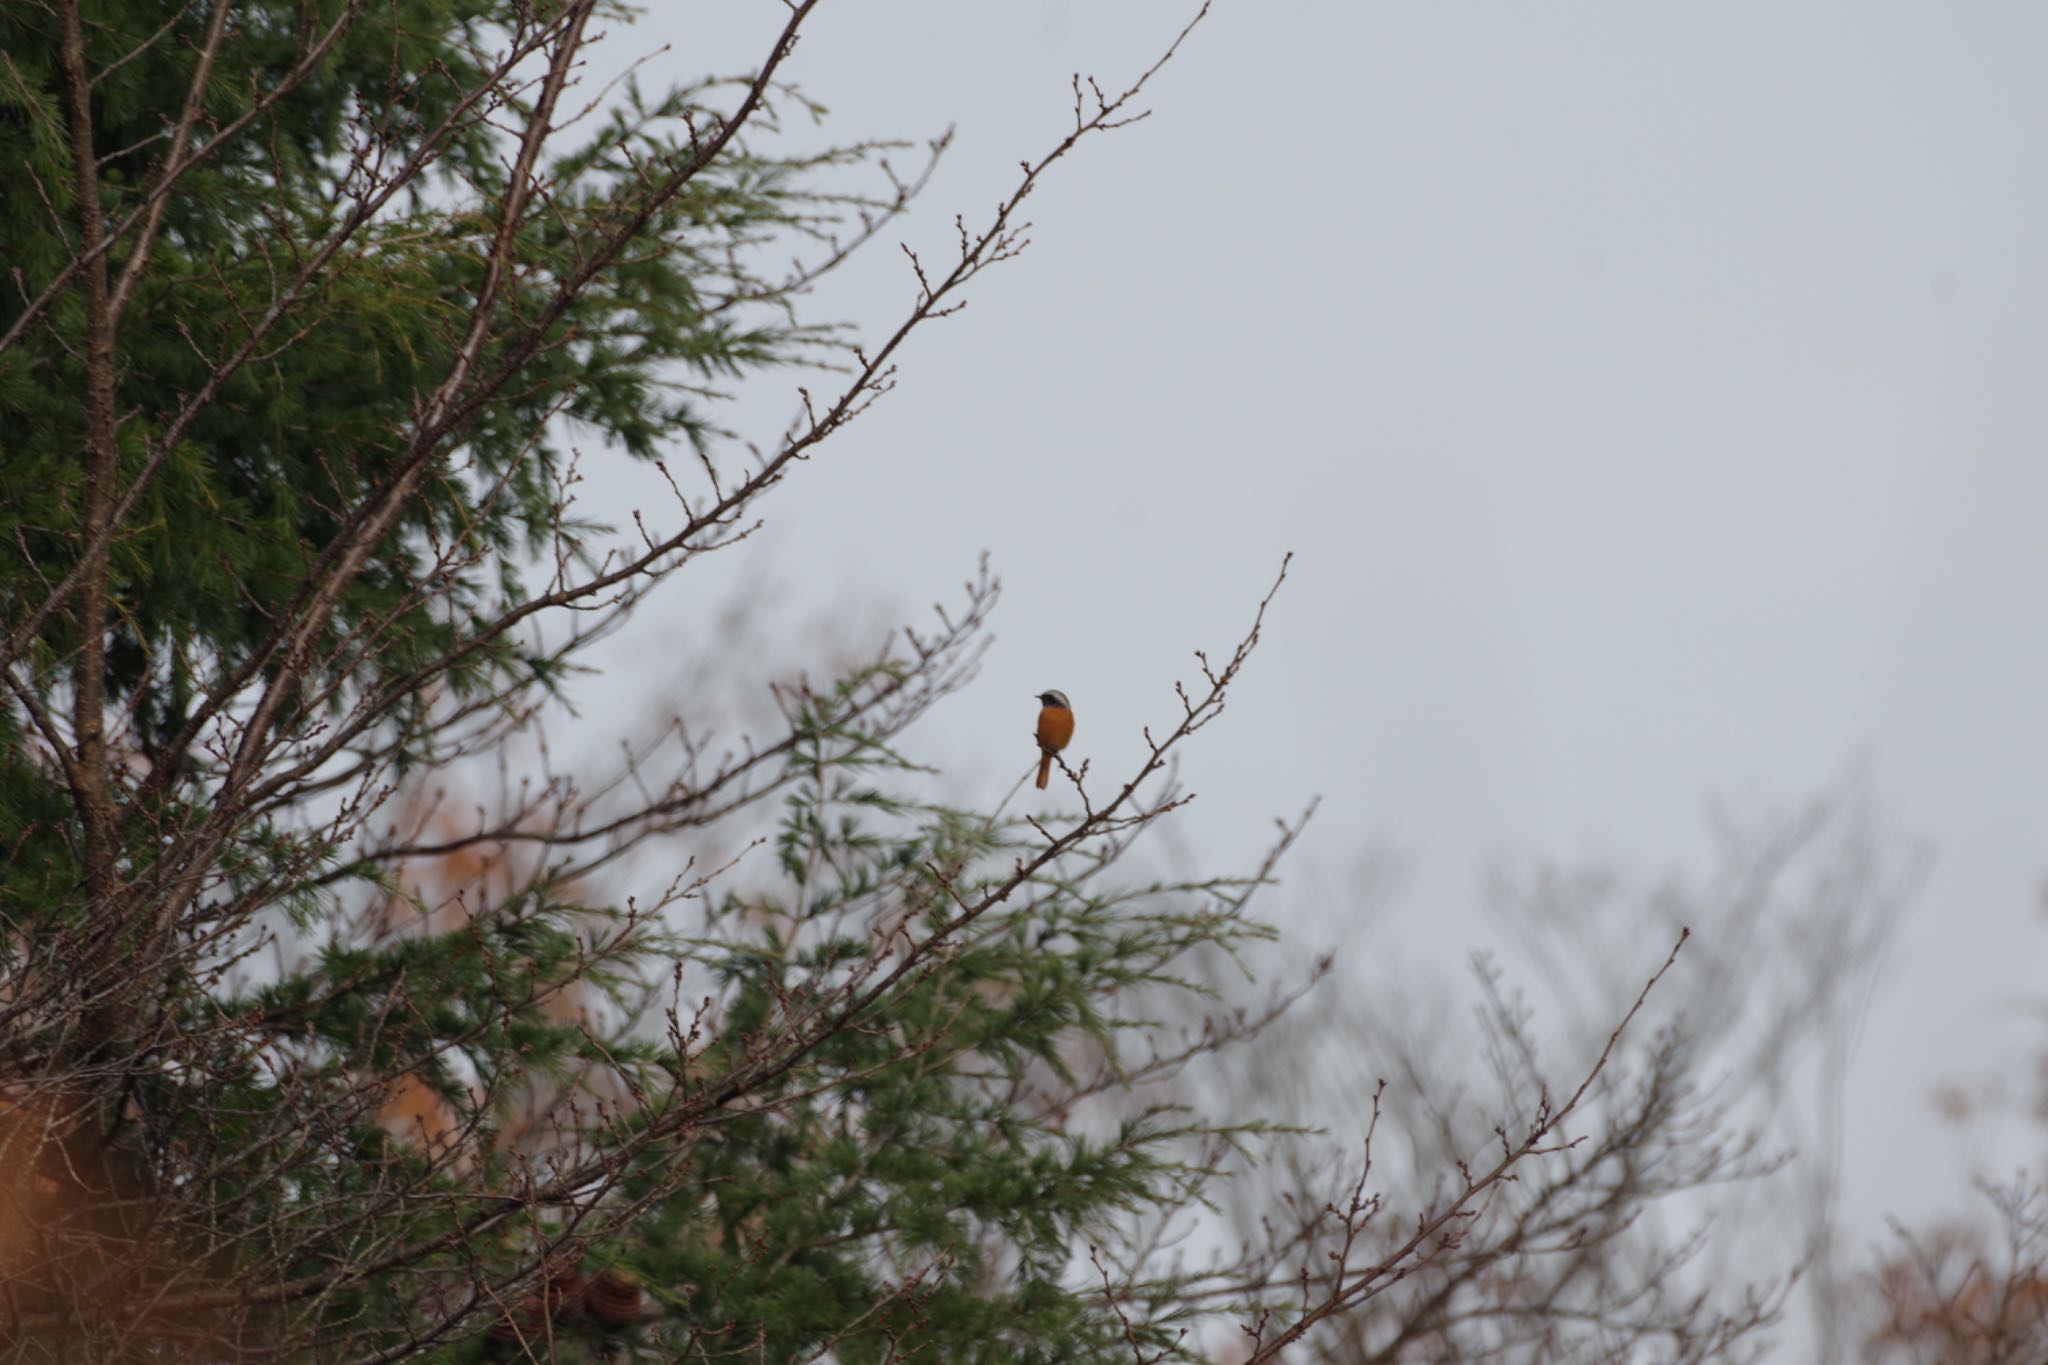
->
1036, 690, 1070, 710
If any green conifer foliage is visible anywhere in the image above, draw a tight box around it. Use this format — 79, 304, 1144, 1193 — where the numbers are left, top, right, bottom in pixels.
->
0, 4, 1299, 1358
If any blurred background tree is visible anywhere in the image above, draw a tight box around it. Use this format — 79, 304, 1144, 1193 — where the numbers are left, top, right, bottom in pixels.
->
1857, 888, 2048, 1365
1182, 784, 1924, 1363
0, 1, 1967, 1362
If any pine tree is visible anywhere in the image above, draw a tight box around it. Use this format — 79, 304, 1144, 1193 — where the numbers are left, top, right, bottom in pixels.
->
0, 2, 1308, 1358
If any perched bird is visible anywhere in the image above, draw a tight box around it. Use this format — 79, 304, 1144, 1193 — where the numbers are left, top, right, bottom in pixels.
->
1034, 690, 1074, 790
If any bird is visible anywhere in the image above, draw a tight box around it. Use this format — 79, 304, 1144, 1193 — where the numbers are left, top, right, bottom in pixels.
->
1034, 690, 1073, 790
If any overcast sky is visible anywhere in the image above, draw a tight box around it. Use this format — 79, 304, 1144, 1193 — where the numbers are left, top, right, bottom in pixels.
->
573, 0, 2048, 1282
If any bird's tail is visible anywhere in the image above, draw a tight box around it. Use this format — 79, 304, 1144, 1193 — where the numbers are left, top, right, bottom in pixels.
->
1036, 752, 1052, 789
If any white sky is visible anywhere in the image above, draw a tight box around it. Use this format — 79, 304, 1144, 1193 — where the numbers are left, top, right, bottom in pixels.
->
574, 0, 2048, 1308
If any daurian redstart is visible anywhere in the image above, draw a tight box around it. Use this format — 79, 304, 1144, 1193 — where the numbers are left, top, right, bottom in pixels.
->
1034, 690, 1073, 790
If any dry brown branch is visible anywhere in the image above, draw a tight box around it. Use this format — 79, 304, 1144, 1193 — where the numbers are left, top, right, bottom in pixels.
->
1232, 930, 1691, 1363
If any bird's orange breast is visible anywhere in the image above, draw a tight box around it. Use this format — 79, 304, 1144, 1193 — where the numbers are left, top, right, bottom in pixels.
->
1036, 706, 1074, 753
